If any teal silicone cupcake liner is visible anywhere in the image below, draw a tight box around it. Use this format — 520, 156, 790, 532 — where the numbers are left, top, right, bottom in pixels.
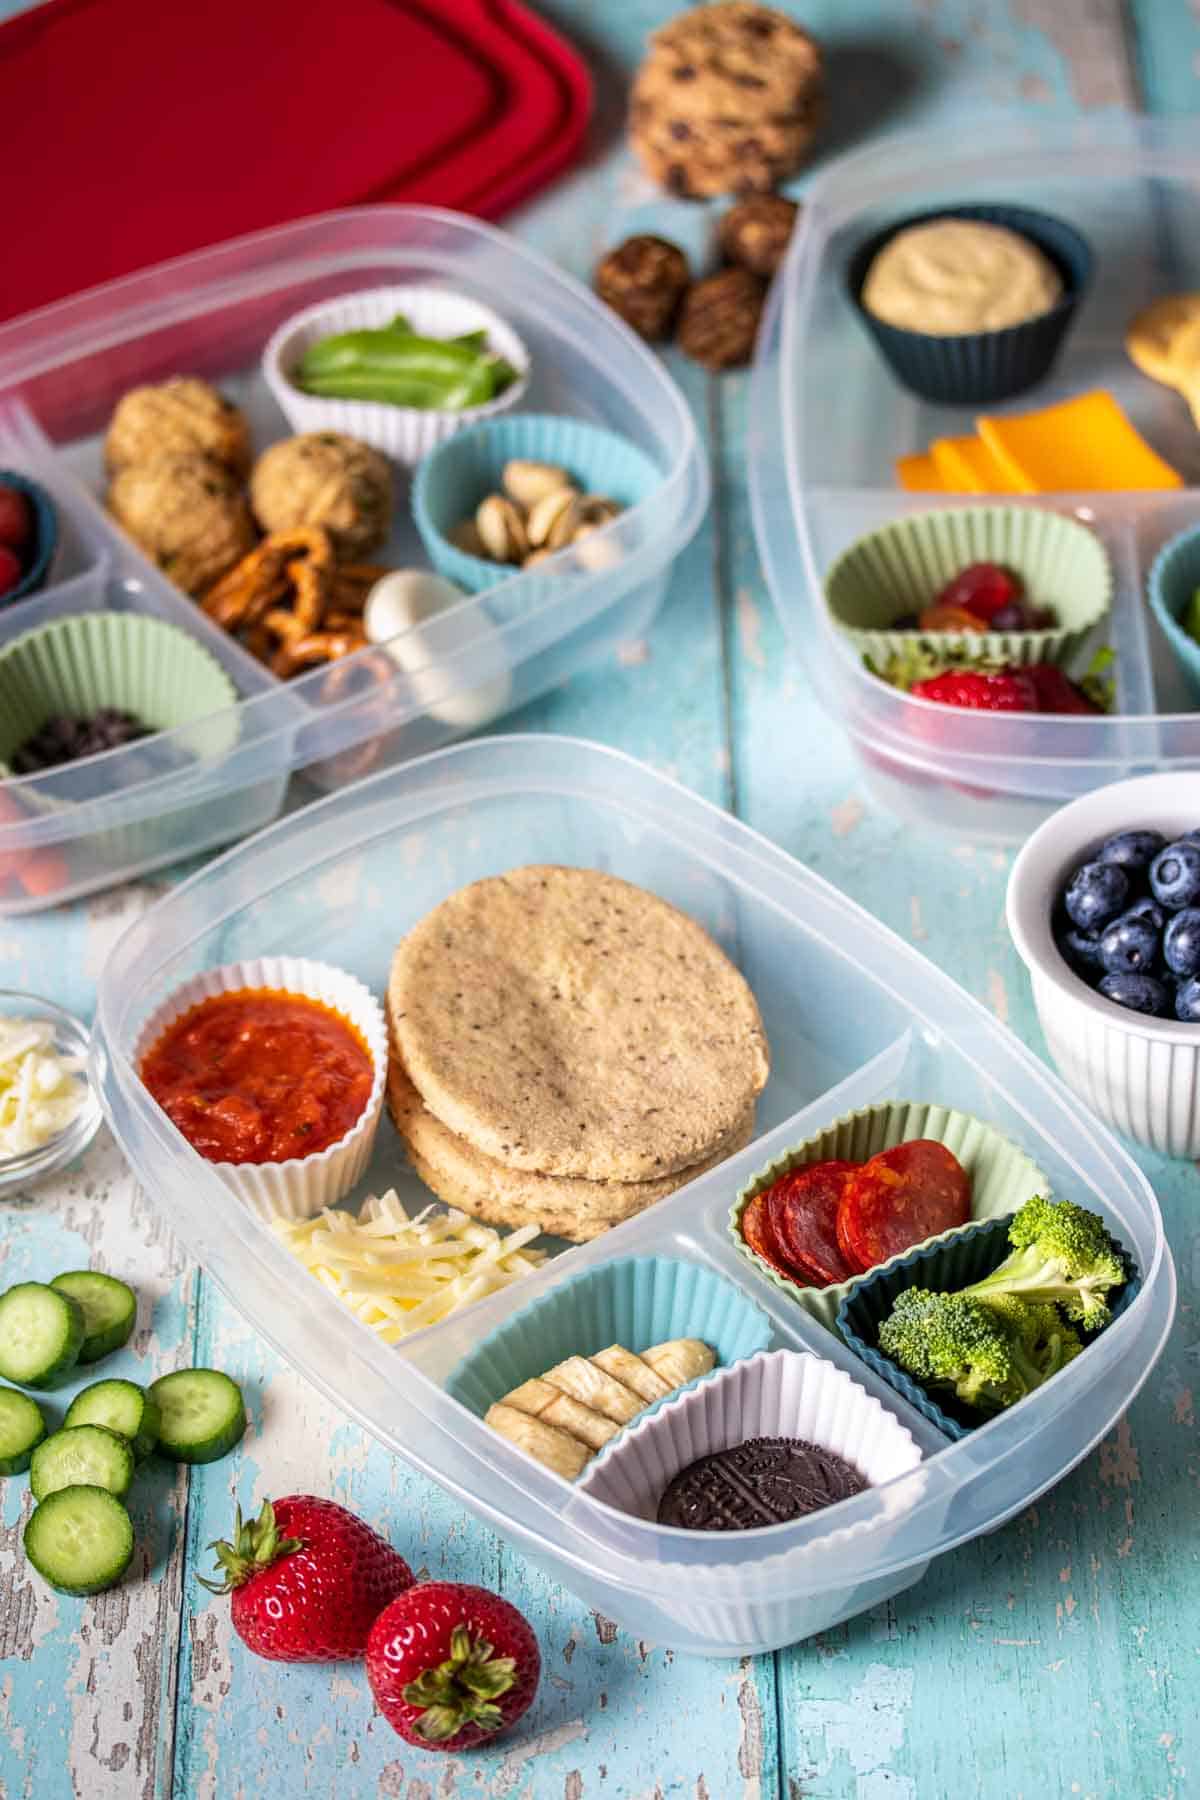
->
1147, 521, 1200, 705
729, 1100, 1049, 1335
846, 203, 1092, 406
824, 504, 1112, 670
412, 412, 664, 610
0, 470, 57, 607
836, 1214, 1142, 1441
444, 1254, 772, 1422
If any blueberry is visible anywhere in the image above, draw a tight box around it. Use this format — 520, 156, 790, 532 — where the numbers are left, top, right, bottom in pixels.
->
1099, 909, 1162, 976
1063, 860, 1130, 932
1097, 972, 1171, 1016
1124, 895, 1166, 931
1096, 828, 1166, 873
1176, 977, 1200, 1022
1150, 840, 1200, 910
1056, 925, 1105, 977
1164, 907, 1200, 979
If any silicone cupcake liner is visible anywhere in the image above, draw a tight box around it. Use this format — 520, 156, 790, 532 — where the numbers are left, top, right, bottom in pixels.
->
1147, 521, 1200, 705
578, 1348, 923, 1533
0, 612, 241, 878
837, 1214, 1142, 1440
0, 612, 238, 765
729, 1100, 1049, 1333
133, 956, 387, 1222
0, 470, 57, 606
445, 1254, 771, 1424
412, 413, 663, 605
847, 203, 1092, 405
823, 504, 1112, 669
262, 285, 529, 466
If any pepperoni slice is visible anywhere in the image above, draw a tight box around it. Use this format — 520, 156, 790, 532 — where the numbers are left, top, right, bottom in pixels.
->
768, 1161, 858, 1287
739, 1190, 796, 1282
836, 1139, 971, 1273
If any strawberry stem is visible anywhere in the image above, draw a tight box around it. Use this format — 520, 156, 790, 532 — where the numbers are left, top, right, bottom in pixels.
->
404, 1625, 516, 1742
198, 1499, 303, 1595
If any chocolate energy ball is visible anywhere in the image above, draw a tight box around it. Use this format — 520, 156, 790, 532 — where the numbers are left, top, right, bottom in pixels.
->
719, 195, 801, 279
677, 267, 766, 369
594, 235, 692, 341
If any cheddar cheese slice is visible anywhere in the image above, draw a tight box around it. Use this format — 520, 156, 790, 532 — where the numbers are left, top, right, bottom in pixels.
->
930, 433, 1022, 493
894, 450, 945, 492
977, 390, 1183, 492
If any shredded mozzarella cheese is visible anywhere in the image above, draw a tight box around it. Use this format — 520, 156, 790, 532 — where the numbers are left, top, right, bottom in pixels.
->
273, 1188, 547, 1342
0, 1016, 87, 1158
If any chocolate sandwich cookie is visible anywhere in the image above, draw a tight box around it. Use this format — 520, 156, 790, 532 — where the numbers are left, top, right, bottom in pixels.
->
656, 1435, 866, 1529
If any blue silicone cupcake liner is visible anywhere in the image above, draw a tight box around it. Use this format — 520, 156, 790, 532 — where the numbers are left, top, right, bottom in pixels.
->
1147, 521, 1200, 705
412, 413, 663, 602
847, 203, 1092, 406
836, 1213, 1141, 1441
0, 470, 58, 606
445, 1254, 772, 1422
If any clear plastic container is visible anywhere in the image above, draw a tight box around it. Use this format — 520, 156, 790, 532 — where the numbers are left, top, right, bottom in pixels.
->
90, 735, 1175, 1656
750, 117, 1200, 842
0, 209, 708, 913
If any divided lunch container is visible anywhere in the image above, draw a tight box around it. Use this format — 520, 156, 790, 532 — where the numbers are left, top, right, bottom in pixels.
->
90, 735, 1175, 1656
0, 208, 707, 914
750, 116, 1200, 842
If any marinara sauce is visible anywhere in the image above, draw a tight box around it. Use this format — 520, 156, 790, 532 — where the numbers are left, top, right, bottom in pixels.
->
140, 988, 373, 1164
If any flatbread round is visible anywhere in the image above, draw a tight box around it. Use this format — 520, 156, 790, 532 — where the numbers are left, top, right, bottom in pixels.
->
388, 866, 769, 1181
387, 1056, 756, 1242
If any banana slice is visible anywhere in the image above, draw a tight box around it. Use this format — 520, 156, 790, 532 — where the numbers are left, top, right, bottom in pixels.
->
641, 1338, 715, 1389
543, 1355, 644, 1424
484, 1403, 592, 1479
592, 1344, 671, 1404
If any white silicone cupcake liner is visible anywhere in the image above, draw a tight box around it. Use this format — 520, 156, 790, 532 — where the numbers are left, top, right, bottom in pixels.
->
262, 285, 530, 466
133, 956, 387, 1221
578, 1348, 923, 1542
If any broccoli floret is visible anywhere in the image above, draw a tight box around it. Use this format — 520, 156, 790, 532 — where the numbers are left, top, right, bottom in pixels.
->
962, 1195, 1127, 1329
974, 1294, 1083, 1382
878, 1288, 1085, 1413
877, 1289, 1036, 1413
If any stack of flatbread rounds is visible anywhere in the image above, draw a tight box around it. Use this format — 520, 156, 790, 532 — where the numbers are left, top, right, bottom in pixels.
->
386, 865, 770, 1241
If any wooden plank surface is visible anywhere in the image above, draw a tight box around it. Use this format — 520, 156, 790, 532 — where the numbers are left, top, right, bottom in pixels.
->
1, 2, 1198, 1796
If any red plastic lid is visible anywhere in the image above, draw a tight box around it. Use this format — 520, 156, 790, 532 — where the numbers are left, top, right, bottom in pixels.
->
1, 0, 591, 322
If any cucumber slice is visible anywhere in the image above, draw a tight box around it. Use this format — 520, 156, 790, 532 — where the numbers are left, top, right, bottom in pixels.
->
65, 1379, 159, 1462
24, 1486, 134, 1595
49, 1272, 136, 1364
0, 1385, 47, 1474
0, 1283, 85, 1388
30, 1424, 135, 1502
148, 1369, 246, 1465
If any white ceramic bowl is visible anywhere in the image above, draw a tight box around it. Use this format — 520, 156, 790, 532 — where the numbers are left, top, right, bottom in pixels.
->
262, 285, 530, 466
134, 956, 387, 1219
1007, 771, 1200, 1157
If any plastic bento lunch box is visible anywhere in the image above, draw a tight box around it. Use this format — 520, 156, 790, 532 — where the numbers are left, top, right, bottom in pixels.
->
750, 116, 1200, 843
0, 208, 707, 915
89, 735, 1175, 1656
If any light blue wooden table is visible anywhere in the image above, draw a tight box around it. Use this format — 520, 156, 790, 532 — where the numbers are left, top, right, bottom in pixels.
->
1, 3, 1197, 1795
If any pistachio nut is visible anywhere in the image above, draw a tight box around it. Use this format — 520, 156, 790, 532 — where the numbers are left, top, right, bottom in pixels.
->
475, 494, 528, 563
526, 486, 580, 549
502, 459, 573, 507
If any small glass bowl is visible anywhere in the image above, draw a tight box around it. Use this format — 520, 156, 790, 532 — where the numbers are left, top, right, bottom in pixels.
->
0, 991, 101, 1196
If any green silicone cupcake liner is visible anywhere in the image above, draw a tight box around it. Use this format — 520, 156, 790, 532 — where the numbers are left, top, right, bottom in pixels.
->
0, 611, 240, 875
824, 504, 1112, 670
728, 1100, 1050, 1335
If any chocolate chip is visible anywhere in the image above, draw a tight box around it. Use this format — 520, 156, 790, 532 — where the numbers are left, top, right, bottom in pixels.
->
669, 119, 690, 140
672, 62, 697, 80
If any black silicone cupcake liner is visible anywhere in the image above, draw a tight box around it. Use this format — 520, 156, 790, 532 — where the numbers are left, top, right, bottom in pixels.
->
846, 203, 1093, 407
836, 1212, 1140, 1440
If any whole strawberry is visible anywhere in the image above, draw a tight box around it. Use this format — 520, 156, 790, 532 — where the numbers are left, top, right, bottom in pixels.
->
201, 1495, 413, 1661
911, 666, 1038, 712
366, 1581, 540, 1751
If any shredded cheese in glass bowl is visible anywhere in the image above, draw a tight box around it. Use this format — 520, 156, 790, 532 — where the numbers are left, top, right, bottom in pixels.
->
274, 1188, 548, 1342
0, 993, 101, 1195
